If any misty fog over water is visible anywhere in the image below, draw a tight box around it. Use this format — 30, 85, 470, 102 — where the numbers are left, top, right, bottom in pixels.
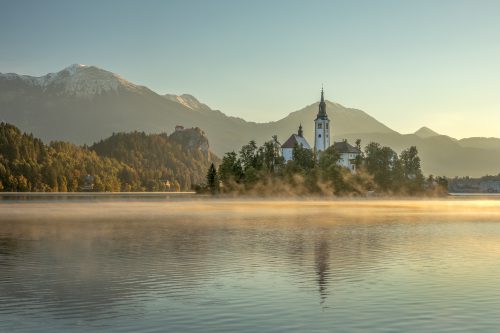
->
1, 196, 500, 332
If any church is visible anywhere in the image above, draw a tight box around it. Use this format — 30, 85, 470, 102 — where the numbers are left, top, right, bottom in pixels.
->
281, 89, 361, 172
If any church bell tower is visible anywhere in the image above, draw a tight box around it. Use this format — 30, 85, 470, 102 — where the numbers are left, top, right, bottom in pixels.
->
314, 88, 330, 153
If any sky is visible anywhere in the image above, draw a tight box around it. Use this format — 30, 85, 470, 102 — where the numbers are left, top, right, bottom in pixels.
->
1, 0, 499, 138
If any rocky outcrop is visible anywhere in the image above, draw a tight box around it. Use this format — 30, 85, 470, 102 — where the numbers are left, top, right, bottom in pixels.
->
169, 127, 211, 159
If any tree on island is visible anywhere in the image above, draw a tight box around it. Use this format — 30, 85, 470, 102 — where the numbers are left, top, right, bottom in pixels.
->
364, 143, 426, 194
400, 146, 425, 194
200, 136, 447, 196
206, 163, 219, 194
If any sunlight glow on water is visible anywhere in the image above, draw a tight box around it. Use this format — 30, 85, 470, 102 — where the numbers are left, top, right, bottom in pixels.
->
1, 198, 500, 332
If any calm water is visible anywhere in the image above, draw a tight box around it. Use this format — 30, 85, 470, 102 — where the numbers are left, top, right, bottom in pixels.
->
1, 197, 500, 332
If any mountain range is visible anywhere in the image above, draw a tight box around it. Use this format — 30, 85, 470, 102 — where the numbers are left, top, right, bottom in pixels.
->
1, 64, 499, 177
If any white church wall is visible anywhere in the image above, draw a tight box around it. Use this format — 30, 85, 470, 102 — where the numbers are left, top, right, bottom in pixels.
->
282, 148, 293, 162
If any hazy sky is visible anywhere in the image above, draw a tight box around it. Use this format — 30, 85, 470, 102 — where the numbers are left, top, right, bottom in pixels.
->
1, 0, 499, 138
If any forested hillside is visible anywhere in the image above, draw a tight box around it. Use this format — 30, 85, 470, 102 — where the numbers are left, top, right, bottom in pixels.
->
91, 128, 217, 191
0, 123, 217, 192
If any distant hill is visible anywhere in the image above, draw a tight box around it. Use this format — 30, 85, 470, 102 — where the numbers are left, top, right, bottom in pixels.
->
414, 126, 440, 138
1, 64, 500, 177
458, 137, 500, 151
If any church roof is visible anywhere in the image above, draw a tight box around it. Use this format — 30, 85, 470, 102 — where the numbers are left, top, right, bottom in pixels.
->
281, 134, 311, 149
333, 141, 360, 154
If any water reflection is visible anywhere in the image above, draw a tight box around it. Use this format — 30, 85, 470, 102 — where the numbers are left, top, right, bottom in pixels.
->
314, 230, 330, 305
1, 199, 500, 332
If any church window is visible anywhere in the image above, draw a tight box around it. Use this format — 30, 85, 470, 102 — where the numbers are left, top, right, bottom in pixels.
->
318, 123, 322, 129
318, 134, 322, 138
326, 123, 329, 129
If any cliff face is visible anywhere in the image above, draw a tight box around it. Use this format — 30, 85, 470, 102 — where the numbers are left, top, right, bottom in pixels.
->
169, 127, 212, 159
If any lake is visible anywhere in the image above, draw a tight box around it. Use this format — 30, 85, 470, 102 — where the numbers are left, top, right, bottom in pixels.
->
1, 195, 500, 332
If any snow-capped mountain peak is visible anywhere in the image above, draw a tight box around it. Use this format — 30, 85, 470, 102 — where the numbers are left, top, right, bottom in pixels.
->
0, 64, 139, 98
64, 63, 87, 74
164, 93, 212, 111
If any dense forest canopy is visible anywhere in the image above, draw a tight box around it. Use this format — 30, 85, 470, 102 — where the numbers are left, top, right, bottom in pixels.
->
0, 123, 217, 192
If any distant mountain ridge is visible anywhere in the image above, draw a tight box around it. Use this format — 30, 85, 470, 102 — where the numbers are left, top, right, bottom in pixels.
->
458, 137, 500, 151
1, 64, 499, 177
0, 64, 142, 97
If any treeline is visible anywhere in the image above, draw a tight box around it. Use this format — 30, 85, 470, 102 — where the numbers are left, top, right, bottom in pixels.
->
199, 137, 448, 196
0, 123, 217, 192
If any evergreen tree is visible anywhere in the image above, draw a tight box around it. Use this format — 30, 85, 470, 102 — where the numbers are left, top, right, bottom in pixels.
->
399, 146, 425, 194
354, 139, 364, 169
206, 163, 219, 194
218, 151, 243, 184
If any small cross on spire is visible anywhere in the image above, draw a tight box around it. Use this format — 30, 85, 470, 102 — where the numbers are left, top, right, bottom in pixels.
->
298, 123, 303, 137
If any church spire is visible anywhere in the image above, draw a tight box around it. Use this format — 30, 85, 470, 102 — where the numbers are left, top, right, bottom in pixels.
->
298, 123, 303, 137
317, 87, 327, 119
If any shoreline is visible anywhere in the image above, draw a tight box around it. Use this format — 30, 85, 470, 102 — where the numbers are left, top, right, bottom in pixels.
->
0, 191, 195, 197
0, 192, 499, 200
